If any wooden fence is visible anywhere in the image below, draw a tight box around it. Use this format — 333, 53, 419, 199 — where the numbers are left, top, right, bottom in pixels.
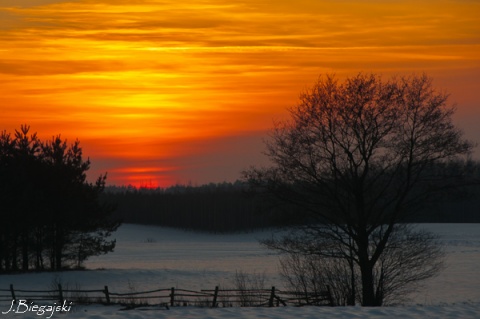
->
0, 284, 334, 308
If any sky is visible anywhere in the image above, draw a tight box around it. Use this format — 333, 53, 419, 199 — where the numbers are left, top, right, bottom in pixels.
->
1, 0, 479, 187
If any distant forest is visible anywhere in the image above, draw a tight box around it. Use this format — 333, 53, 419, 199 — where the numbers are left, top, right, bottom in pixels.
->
104, 163, 480, 233
103, 181, 291, 233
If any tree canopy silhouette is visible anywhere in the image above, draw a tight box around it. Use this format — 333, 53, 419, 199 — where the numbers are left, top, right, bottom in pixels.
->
244, 73, 475, 306
0, 125, 120, 272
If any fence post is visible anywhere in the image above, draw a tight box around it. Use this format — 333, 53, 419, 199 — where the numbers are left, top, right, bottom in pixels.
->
211, 286, 219, 308
10, 284, 16, 304
170, 287, 175, 307
104, 286, 110, 305
268, 286, 275, 307
58, 284, 64, 304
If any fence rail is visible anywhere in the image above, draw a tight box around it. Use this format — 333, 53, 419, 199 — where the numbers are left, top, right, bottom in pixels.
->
0, 284, 334, 308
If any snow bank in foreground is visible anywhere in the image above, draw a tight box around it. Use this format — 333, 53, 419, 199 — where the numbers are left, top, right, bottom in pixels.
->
2, 304, 480, 319
1, 223, 479, 319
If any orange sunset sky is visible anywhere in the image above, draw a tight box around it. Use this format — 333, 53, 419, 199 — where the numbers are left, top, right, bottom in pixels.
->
1, 0, 479, 187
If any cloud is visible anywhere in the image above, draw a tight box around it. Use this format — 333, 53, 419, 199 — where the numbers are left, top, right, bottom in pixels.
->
1, 0, 479, 186
0, 0, 77, 7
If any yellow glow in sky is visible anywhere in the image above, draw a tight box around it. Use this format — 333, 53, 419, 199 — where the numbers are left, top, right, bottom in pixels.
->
1, 0, 479, 187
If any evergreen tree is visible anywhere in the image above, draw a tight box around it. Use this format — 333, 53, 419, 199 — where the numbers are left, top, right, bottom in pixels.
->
0, 125, 120, 272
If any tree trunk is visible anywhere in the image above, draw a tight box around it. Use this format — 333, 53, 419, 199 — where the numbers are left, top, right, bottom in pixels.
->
35, 230, 44, 270
21, 232, 29, 271
0, 234, 4, 272
347, 238, 356, 306
348, 257, 356, 306
357, 236, 380, 307
55, 228, 63, 270
11, 236, 18, 270
361, 267, 380, 307
22, 245, 29, 271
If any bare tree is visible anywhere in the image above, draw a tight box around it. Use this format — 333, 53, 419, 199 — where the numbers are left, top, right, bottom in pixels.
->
233, 270, 267, 306
270, 223, 444, 305
245, 73, 474, 306
372, 224, 444, 305
279, 252, 355, 306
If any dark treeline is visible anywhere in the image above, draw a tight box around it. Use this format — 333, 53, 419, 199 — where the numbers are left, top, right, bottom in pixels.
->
0, 126, 120, 273
103, 181, 293, 233
105, 161, 480, 233
407, 159, 480, 223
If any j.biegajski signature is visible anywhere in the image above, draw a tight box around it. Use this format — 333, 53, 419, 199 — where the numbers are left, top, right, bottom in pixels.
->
2, 300, 72, 318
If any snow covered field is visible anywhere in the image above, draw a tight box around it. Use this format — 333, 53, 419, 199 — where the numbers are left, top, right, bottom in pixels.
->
2, 303, 480, 319
1, 223, 479, 318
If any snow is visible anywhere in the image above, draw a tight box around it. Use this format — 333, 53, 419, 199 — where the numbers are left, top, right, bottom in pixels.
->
1, 223, 479, 318
1, 303, 480, 319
